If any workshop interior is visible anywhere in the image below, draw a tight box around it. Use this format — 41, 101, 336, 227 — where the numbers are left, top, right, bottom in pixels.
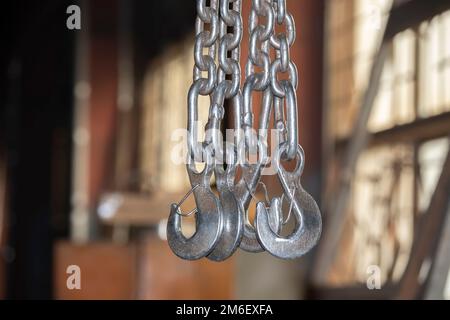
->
1, 0, 450, 300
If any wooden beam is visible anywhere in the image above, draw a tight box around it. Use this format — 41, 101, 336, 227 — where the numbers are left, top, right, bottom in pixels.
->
98, 192, 192, 227
424, 196, 450, 300
114, 0, 138, 191
312, 11, 391, 286
89, 0, 119, 205
385, 0, 450, 40
335, 112, 450, 149
313, 0, 450, 285
370, 112, 450, 145
397, 147, 450, 299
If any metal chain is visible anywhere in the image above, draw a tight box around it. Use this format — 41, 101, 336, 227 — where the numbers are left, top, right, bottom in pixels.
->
232, 0, 276, 253
206, 0, 243, 165
269, 0, 298, 160
188, 0, 221, 164
218, 0, 242, 99
241, 0, 275, 159
169, 0, 322, 261
246, 0, 274, 90
167, 1, 224, 260
194, 0, 220, 95
270, 0, 297, 96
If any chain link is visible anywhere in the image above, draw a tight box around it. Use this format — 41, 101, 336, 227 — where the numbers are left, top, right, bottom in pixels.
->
194, 0, 220, 96
218, 0, 243, 99
240, 0, 275, 160
188, 0, 221, 165
246, 0, 274, 91
207, 0, 244, 165
270, 0, 298, 160
170, 0, 321, 261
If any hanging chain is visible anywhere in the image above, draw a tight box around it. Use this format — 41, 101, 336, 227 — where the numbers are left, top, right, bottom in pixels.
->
188, 0, 220, 163
194, 0, 219, 95
206, 0, 243, 165
269, 0, 298, 97
218, 0, 242, 99
241, 0, 275, 161
270, 0, 298, 161
168, 0, 322, 261
246, 0, 274, 90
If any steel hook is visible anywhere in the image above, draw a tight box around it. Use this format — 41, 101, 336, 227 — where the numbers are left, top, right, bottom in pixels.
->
255, 143, 322, 259
234, 79, 284, 252
208, 158, 244, 261
167, 147, 224, 260
166, 82, 224, 261
206, 87, 244, 262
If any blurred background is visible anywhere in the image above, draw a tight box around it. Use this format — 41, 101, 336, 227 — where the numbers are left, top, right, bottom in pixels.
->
0, 0, 450, 299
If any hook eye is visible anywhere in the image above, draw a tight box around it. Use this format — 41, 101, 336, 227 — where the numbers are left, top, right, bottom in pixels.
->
187, 144, 216, 188
274, 143, 305, 180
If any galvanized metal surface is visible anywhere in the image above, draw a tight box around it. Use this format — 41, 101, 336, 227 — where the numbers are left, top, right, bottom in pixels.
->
167, 0, 321, 261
